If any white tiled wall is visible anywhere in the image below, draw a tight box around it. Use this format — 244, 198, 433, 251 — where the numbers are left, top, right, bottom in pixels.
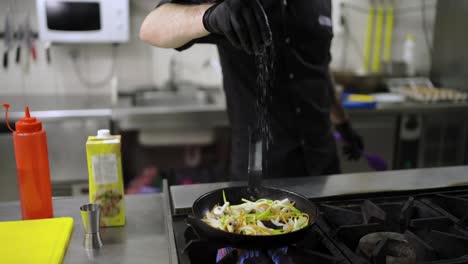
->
151, 45, 222, 88
0, 0, 221, 96
0, 0, 437, 96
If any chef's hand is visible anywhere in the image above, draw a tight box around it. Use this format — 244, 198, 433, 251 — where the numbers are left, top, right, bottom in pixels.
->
336, 121, 364, 161
203, 0, 272, 54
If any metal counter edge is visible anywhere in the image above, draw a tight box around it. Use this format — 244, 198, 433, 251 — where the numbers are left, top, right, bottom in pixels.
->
163, 179, 179, 264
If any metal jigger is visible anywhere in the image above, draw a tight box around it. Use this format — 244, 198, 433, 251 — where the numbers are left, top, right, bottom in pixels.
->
80, 203, 103, 250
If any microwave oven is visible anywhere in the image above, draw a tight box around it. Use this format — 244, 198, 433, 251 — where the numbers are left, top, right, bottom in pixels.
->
36, 0, 129, 43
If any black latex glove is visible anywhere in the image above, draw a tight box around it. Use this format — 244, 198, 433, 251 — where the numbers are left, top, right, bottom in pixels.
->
336, 121, 364, 161
202, 0, 272, 54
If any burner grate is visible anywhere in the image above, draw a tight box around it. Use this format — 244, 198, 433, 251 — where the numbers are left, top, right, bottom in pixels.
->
423, 191, 468, 227
318, 193, 468, 264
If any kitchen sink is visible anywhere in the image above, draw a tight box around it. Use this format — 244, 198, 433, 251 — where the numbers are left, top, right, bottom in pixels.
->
134, 91, 202, 107
118, 84, 221, 108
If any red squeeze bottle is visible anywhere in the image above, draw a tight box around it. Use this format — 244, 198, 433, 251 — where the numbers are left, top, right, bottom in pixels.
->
2, 104, 53, 219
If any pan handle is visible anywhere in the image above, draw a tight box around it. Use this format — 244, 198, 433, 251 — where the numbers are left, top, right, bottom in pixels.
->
186, 215, 204, 233
186, 215, 199, 226
186, 215, 210, 240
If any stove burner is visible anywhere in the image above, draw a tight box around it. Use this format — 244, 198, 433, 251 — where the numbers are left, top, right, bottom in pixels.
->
357, 232, 416, 264
216, 247, 238, 263
238, 250, 275, 264
179, 222, 345, 264
216, 247, 292, 264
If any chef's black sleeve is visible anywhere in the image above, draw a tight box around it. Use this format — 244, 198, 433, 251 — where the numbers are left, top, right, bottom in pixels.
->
157, 0, 203, 7
155, 0, 224, 51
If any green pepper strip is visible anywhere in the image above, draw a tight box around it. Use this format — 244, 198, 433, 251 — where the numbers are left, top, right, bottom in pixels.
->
257, 207, 272, 221
222, 190, 227, 204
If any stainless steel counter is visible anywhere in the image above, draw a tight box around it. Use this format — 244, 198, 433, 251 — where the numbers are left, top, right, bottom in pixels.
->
0, 194, 170, 264
170, 166, 468, 215
349, 101, 468, 115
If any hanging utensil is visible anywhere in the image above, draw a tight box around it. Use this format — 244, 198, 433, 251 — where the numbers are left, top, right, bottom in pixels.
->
372, 1, 384, 73
25, 15, 36, 63
45, 42, 51, 64
22, 15, 32, 73
15, 24, 23, 64
363, 0, 375, 73
383, 0, 394, 64
3, 11, 13, 69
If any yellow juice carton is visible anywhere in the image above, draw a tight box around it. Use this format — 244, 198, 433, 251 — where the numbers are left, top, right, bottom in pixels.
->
86, 129, 125, 227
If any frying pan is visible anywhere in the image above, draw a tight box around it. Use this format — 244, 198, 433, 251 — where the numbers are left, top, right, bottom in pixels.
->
187, 130, 319, 249
187, 186, 318, 249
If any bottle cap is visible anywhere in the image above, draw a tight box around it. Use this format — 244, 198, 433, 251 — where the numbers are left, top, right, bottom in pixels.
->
97, 129, 111, 138
16, 106, 42, 133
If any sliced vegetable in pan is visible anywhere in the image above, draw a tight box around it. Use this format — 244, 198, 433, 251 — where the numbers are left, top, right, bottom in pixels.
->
202, 191, 310, 235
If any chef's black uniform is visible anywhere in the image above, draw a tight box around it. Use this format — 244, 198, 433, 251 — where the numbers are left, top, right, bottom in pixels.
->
158, 0, 340, 180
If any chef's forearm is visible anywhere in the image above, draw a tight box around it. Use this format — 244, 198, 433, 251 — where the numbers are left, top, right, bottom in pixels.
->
328, 72, 348, 125
140, 3, 213, 48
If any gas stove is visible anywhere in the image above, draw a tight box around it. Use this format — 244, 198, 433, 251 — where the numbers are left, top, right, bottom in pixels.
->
167, 186, 468, 264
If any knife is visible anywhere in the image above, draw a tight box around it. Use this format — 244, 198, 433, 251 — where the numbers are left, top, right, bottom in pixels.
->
22, 15, 32, 73
15, 24, 23, 64
3, 11, 13, 69
45, 42, 51, 64
25, 15, 36, 63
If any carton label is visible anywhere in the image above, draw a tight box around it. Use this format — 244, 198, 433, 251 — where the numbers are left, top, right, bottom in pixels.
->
92, 154, 118, 185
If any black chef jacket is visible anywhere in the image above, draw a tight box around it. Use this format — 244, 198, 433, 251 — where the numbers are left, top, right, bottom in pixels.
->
157, 0, 340, 180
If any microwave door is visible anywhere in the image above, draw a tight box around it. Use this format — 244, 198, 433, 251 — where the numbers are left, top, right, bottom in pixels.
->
46, 1, 101, 31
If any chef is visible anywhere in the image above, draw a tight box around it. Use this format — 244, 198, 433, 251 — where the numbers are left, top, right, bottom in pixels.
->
140, 0, 364, 180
